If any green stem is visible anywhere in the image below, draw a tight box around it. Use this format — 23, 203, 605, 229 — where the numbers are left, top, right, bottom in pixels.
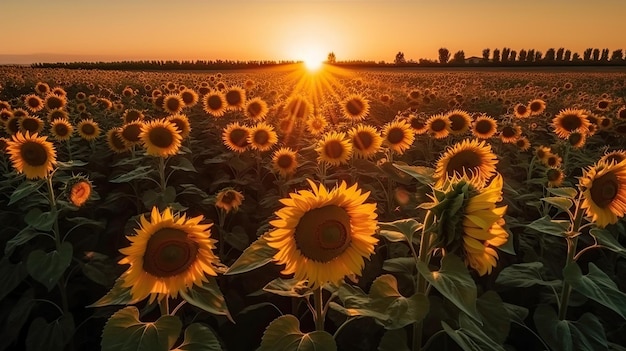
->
158, 156, 166, 193
313, 287, 324, 332
557, 193, 585, 321
46, 174, 69, 315
413, 210, 435, 351
66, 139, 73, 161
159, 298, 169, 316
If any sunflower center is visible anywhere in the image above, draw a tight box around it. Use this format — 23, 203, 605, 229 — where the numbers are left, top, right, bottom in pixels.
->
22, 118, 40, 132
530, 102, 542, 112
546, 168, 562, 182
207, 95, 223, 110
598, 101, 609, 109
230, 129, 249, 147
165, 98, 181, 112
54, 124, 69, 136
46, 97, 63, 109
20, 141, 48, 166
387, 128, 405, 144
346, 99, 364, 116
619, 110, 626, 119
221, 191, 236, 204
295, 205, 352, 262
501, 126, 516, 138
253, 130, 270, 145
277, 154, 294, 168
410, 118, 425, 130
569, 133, 583, 146
431, 119, 446, 132
590, 172, 619, 208
354, 131, 373, 150
181, 92, 195, 104
247, 102, 262, 117
324, 140, 345, 159
122, 124, 142, 142
149, 126, 174, 148
449, 115, 467, 131
560, 114, 582, 131
446, 150, 481, 177
111, 131, 126, 150
605, 154, 625, 164
125, 110, 142, 122
143, 227, 198, 277
225, 91, 242, 106
516, 106, 528, 115
82, 124, 96, 135
170, 119, 186, 134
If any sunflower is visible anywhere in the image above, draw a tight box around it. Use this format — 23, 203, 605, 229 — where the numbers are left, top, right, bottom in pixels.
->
76, 103, 87, 113
434, 139, 499, 188
382, 119, 415, 154
122, 109, 145, 123
222, 122, 250, 153
316, 131, 352, 166
140, 119, 182, 157
24, 94, 44, 113
122, 87, 135, 98
306, 115, 328, 136
224, 87, 246, 110
51, 87, 66, 98
528, 99, 546, 116
552, 108, 590, 139
107, 127, 129, 153
12, 108, 28, 118
118, 207, 218, 303
617, 106, 626, 120
596, 99, 611, 112
65, 174, 93, 207
579, 160, 626, 228
513, 103, 530, 118
341, 94, 370, 121
215, 188, 245, 213
543, 154, 563, 168
5, 131, 57, 179
244, 97, 269, 121
0, 109, 13, 124
499, 124, 521, 143
44, 93, 66, 110
285, 96, 312, 120
0, 100, 11, 111
515, 136, 531, 151
247, 122, 278, 152
429, 173, 508, 276
167, 114, 191, 140
161, 94, 185, 114
50, 119, 73, 141
546, 167, 565, 187
407, 114, 429, 135
75, 92, 87, 102
4, 116, 20, 135
600, 150, 626, 165
19, 116, 44, 134
119, 121, 143, 147
35, 82, 50, 95
265, 180, 378, 288
445, 110, 472, 135
46, 109, 68, 122
568, 130, 586, 149
272, 147, 298, 177
426, 113, 451, 139
202, 91, 227, 117
534, 145, 552, 162
77, 119, 101, 141
349, 124, 382, 159
179, 88, 199, 107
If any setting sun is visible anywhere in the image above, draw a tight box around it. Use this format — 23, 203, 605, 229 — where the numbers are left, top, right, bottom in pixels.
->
304, 57, 323, 71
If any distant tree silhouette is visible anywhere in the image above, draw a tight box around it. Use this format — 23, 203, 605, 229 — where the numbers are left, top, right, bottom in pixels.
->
452, 50, 465, 63
535, 51, 543, 61
526, 49, 535, 62
564, 50, 572, 61
592, 48, 600, 61
394, 51, 406, 64
573, 52, 582, 61
482, 48, 490, 62
500, 47, 509, 62
510, 50, 517, 62
518, 49, 527, 62
601, 48, 609, 61
438, 48, 451, 64
556, 48, 565, 61
611, 49, 624, 61
544, 48, 556, 62
492, 48, 501, 63
584, 48, 593, 61
327, 52, 336, 63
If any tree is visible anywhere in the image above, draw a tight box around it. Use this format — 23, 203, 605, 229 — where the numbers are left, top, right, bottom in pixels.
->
526, 49, 535, 62
611, 49, 624, 61
556, 48, 564, 61
501, 47, 510, 62
573, 52, 581, 61
535, 51, 543, 61
510, 50, 517, 62
564, 50, 572, 62
492, 48, 501, 63
482, 48, 490, 62
452, 50, 465, 63
327, 52, 336, 63
601, 48, 609, 61
518, 49, 527, 62
394, 51, 406, 64
438, 48, 450, 64
544, 48, 556, 61
583, 48, 593, 61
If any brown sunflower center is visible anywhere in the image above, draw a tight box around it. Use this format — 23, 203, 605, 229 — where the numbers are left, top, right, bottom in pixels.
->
181, 92, 195, 104
546, 168, 562, 182
501, 126, 516, 138
619, 110, 626, 119
277, 154, 294, 168
346, 99, 364, 117
516, 106, 528, 115
125, 110, 142, 122
54, 123, 69, 136
598, 101, 609, 109
324, 140, 345, 159
590, 172, 619, 208
165, 98, 181, 112
229, 129, 249, 147
354, 131, 374, 150
430, 119, 447, 132
253, 130, 270, 145
568, 133, 583, 146
530, 102, 542, 112
605, 154, 625, 164
169, 119, 186, 134
547, 156, 559, 167
7, 118, 20, 134
22, 118, 40, 132
143, 227, 198, 277
294, 205, 352, 262
225, 90, 242, 106
110, 131, 126, 150
149, 126, 175, 148
27, 98, 41, 108
449, 115, 468, 131
560, 114, 582, 131
446, 150, 482, 177
247, 102, 263, 117
46, 97, 63, 109
288, 100, 308, 119
81, 123, 96, 135
410, 118, 425, 130
207, 95, 224, 110
20, 141, 48, 166
387, 128, 405, 144
122, 124, 142, 142
221, 191, 236, 204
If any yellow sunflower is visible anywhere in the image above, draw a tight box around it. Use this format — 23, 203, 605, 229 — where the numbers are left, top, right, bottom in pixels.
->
215, 188, 245, 213
248, 122, 278, 152
348, 124, 382, 159
546, 167, 565, 187
44, 93, 66, 110
224, 87, 246, 110
552, 108, 590, 139
122, 109, 145, 124
4, 116, 20, 135
24, 94, 44, 113
5, 131, 57, 179
499, 124, 521, 143
341, 94, 370, 121
434, 139, 499, 188
120, 121, 144, 147
426, 113, 451, 139
515, 136, 531, 151
0, 109, 13, 124
568, 130, 587, 149
446, 109, 472, 135
316, 131, 352, 166
599, 150, 626, 165
167, 114, 191, 140
222, 122, 250, 153
19, 116, 44, 134
107, 127, 129, 153
382, 119, 415, 154
244, 97, 269, 121
272, 147, 299, 177
77, 119, 101, 141
46, 109, 68, 123
528, 99, 546, 116
306, 115, 328, 136
118, 207, 218, 303
596, 99, 611, 112
75, 92, 87, 101
162, 94, 185, 114
513, 103, 531, 118
543, 154, 563, 168
179, 88, 199, 107
12, 108, 29, 119
265, 180, 378, 288
407, 114, 429, 135
202, 91, 227, 117
50, 119, 74, 141
35, 82, 50, 95
535, 146, 552, 162
140, 119, 182, 157
580, 160, 626, 228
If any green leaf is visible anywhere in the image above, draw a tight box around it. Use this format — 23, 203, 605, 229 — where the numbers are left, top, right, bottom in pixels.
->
9, 180, 43, 205
417, 254, 481, 323
26, 241, 73, 291
109, 166, 154, 183
590, 228, 626, 258
502, 303, 529, 325
563, 262, 626, 319
87, 278, 140, 307
0, 259, 28, 301
66, 216, 107, 229
442, 315, 505, 351
25, 314, 75, 351
24, 208, 58, 232
170, 157, 197, 173
476, 291, 510, 344
546, 187, 578, 199
377, 328, 409, 351
179, 278, 233, 322
382, 257, 416, 274
224, 226, 249, 252
541, 197, 573, 213
0, 289, 35, 351
258, 315, 337, 351
263, 277, 313, 298
495, 262, 561, 288
570, 313, 608, 351
534, 304, 607, 351
173, 323, 222, 351
378, 218, 422, 243
331, 275, 429, 329
526, 215, 569, 237
225, 235, 277, 275
4, 226, 45, 255
101, 306, 182, 351
392, 164, 435, 185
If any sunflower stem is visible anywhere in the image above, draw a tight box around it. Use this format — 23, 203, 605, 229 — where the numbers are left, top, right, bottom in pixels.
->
157, 156, 166, 193
66, 139, 73, 161
46, 174, 70, 316
413, 210, 435, 351
557, 193, 585, 321
313, 287, 325, 332
159, 298, 170, 316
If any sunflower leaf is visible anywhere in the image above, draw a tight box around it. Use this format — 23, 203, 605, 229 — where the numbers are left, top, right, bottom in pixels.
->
378, 218, 422, 243
533, 304, 607, 351
4, 226, 45, 256
589, 228, 626, 258
0, 259, 28, 301
0, 289, 35, 351
25, 314, 75, 351
26, 241, 73, 291
225, 235, 277, 275
391, 163, 435, 185
24, 208, 57, 232
8, 180, 44, 206
101, 306, 182, 351
563, 262, 626, 319
263, 277, 313, 298
546, 187, 578, 199
258, 315, 336, 351
172, 323, 222, 351
109, 166, 154, 183
476, 291, 510, 344
525, 215, 569, 237
377, 328, 409, 351
442, 315, 505, 351
170, 157, 197, 173
495, 262, 561, 288
541, 197, 573, 213
179, 278, 233, 323
87, 278, 139, 308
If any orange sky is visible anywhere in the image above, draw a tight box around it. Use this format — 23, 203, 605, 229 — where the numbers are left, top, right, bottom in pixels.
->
2, 0, 625, 64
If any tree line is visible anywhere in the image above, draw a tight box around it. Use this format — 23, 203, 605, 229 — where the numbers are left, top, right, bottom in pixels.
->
30, 59, 298, 70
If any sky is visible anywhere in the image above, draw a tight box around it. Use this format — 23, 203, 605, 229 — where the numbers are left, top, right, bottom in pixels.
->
2, 0, 625, 64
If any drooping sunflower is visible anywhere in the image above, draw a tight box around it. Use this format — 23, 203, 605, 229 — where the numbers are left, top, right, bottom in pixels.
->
426, 113, 451, 139
499, 124, 522, 143
248, 122, 278, 152
265, 180, 378, 288
215, 188, 244, 213
19, 116, 44, 134
107, 127, 129, 153
140, 119, 182, 157
222, 122, 250, 153
120, 121, 144, 148
382, 119, 415, 154
24, 94, 44, 113
202, 91, 227, 117
5, 131, 57, 179
407, 114, 429, 135
44, 93, 66, 110
65, 174, 93, 207
167, 114, 191, 140
50, 119, 74, 141
316, 131, 352, 166
224, 87, 246, 110
285, 96, 312, 120
77, 119, 101, 141
161, 94, 185, 114
341, 94, 370, 121
118, 206, 218, 303
446, 109, 472, 135
528, 99, 546, 116
568, 130, 587, 149
579, 159, 626, 228
244, 97, 269, 121
513, 103, 531, 118
434, 139, 499, 188
600, 150, 626, 165
429, 173, 508, 276
546, 167, 565, 187
272, 147, 298, 178
122, 109, 145, 124
515, 136, 531, 151
306, 115, 328, 136
348, 124, 382, 159
46, 108, 68, 122
179, 88, 199, 107
552, 108, 590, 139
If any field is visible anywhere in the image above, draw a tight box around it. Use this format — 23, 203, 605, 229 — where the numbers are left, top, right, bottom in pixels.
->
1, 65, 626, 351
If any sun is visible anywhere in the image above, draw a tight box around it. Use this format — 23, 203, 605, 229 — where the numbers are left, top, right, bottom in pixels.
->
304, 57, 323, 71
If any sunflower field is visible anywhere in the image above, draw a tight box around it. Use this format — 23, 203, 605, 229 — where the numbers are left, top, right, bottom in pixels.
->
1, 65, 626, 351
